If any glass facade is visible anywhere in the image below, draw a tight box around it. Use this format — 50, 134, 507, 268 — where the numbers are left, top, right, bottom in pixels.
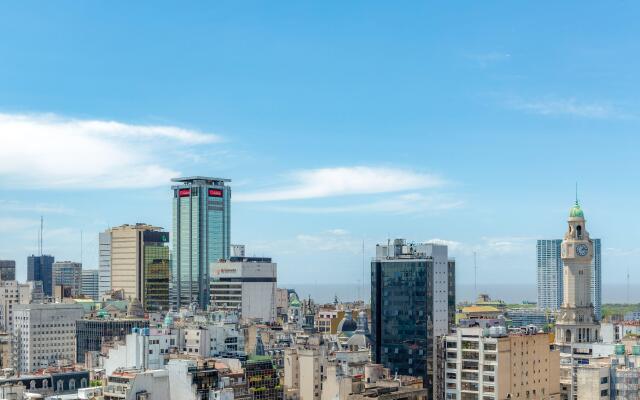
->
372, 259, 432, 384
27, 255, 55, 297
143, 242, 170, 312
52, 261, 82, 296
171, 177, 231, 309
371, 245, 455, 398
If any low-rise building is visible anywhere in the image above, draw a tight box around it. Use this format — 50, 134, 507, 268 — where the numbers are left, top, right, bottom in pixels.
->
104, 368, 170, 400
76, 317, 149, 363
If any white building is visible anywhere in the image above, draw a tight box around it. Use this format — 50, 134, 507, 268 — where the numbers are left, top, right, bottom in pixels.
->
0, 280, 43, 333
210, 256, 277, 323
166, 358, 221, 400
180, 322, 245, 358
104, 368, 170, 400
80, 269, 99, 301
103, 328, 178, 375
12, 303, 84, 372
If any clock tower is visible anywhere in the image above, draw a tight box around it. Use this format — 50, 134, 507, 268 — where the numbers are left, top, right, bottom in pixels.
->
555, 200, 599, 345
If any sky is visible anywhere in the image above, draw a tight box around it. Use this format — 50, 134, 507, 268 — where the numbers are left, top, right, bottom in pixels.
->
1, 2, 640, 300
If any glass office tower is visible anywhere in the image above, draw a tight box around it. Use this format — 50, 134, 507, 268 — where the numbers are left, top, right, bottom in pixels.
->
371, 239, 455, 396
142, 230, 170, 312
27, 255, 55, 297
171, 176, 231, 309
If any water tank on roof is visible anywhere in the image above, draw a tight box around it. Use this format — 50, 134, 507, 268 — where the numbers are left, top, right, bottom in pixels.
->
615, 344, 625, 355
132, 327, 139, 334
633, 345, 640, 356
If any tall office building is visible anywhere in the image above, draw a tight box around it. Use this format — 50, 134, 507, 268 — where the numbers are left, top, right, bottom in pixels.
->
371, 239, 455, 396
537, 238, 602, 320
171, 176, 231, 309
52, 261, 82, 297
536, 239, 563, 312
210, 256, 277, 322
0, 261, 16, 281
98, 231, 111, 298
99, 224, 170, 312
80, 269, 100, 301
27, 255, 55, 297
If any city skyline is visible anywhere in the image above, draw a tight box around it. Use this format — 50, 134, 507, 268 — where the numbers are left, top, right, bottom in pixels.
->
2, 2, 640, 295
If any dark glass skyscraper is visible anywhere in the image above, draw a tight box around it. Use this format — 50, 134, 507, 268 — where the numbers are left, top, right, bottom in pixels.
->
0, 260, 16, 281
371, 239, 455, 397
27, 255, 55, 296
171, 176, 231, 309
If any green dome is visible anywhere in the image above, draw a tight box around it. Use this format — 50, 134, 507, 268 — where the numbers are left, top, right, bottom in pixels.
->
569, 201, 584, 218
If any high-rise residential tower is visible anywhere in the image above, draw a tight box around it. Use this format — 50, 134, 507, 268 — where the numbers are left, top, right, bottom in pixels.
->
537, 238, 602, 319
371, 239, 455, 396
52, 261, 82, 297
171, 176, 231, 309
27, 255, 55, 297
555, 201, 599, 346
0, 260, 16, 281
99, 224, 170, 312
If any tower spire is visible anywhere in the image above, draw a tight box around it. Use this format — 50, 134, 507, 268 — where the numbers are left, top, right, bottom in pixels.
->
575, 182, 579, 205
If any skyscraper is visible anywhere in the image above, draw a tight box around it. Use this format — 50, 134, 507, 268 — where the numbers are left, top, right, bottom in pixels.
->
537, 238, 602, 319
98, 231, 111, 298
0, 260, 16, 281
537, 239, 563, 312
171, 176, 231, 309
27, 255, 55, 297
52, 261, 82, 297
371, 239, 455, 396
81, 269, 100, 301
99, 224, 170, 312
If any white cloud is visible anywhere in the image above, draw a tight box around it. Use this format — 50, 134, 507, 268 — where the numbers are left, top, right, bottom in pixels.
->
508, 97, 626, 119
426, 238, 464, 252
271, 193, 462, 215
0, 217, 40, 233
0, 200, 74, 215
235, 166, 445, 202
0, 112, 222, 189
467, 52, 511, 67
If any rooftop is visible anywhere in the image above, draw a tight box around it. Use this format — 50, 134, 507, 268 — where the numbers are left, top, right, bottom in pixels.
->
171, 176, 231, 184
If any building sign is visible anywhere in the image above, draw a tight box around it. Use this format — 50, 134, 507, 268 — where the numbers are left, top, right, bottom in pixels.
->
208, 189, 223, 197
178, 189, 191, 197
212, 266, 241, 278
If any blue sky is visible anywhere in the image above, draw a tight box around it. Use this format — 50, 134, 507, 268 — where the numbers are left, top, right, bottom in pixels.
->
0, 2, 639, 295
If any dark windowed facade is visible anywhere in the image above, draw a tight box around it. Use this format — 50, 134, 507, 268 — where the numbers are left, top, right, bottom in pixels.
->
76, 319, 149, 363
27, 255, 55, 296
371, 240, 455, 399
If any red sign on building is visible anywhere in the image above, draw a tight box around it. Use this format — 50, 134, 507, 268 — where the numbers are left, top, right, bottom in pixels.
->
178, 188, 191, 197
208, 189, 223, 197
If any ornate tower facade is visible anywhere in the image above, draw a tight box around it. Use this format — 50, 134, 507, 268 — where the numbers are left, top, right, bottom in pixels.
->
555, 201, 599, 344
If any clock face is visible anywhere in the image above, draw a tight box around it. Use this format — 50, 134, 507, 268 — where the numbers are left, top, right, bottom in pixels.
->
576, 244, 589, 257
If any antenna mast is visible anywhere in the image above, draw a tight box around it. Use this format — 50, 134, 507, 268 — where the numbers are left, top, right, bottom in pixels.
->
627, 267, 630, 304
362, 240, 365, 303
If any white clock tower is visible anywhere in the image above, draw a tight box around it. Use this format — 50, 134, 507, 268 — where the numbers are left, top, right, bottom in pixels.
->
555, 200, 599, 345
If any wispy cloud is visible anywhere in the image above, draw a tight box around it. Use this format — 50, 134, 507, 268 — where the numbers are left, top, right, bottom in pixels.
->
273, 193, 462, 215
249, 229, 363, 256
235, 166, 445, 202
0, 112, 222, 189
426, 236, 536, 257
0, 200, 74, 215
507, 97, 628, 119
